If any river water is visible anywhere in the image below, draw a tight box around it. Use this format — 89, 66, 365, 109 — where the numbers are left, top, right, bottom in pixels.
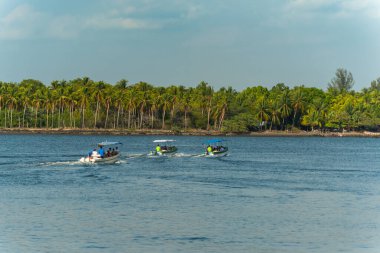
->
0, 134, 380, 252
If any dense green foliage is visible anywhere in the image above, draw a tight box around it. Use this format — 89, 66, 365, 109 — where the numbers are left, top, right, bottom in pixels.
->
1, 69, 380, 132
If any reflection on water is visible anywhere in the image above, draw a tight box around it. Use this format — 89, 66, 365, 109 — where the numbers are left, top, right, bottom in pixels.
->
1, 135, 380, 252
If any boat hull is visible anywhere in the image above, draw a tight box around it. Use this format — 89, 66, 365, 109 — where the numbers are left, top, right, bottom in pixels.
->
80, 153, 120, 164
205, 152, 228, 157
150, 146, 178, 156
205, 147, 228, 157
161, 147, 177, 154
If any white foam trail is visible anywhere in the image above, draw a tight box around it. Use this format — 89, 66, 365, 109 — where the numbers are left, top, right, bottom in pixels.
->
146, 154, 167, 159
172, 153, 194, 157
125, 154, 146, 159
39, 161, 82, 166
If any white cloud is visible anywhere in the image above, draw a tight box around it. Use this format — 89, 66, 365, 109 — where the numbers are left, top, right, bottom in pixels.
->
84, 15, 159, 30
0, 1, 219, 40
340, 0, 380, 18
48, 15, 82, 39
285, 0, 380, 19
0, 3, 162, 40
0, 4, 43, 39
287, 0, 333, 9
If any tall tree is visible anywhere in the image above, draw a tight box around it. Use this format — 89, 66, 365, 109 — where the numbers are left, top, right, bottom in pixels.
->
291, 87, 306, 128
279, 90, 292, 130
328, 68, 354, 94
255, 96, 269, 130
160, 93, 171, 129
92, 81, 106, 128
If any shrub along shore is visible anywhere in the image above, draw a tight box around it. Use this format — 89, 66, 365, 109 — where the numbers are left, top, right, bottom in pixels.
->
1, 127, 380, 138
1, 69, 380, 133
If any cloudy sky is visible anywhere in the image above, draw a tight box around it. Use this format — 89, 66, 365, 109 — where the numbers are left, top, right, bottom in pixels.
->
1, 0, 379, 90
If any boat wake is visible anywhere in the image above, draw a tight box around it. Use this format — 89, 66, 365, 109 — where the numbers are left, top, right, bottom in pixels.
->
38, 152, 229, 166
39, 160, 83, 166
172, 153, 195, 158
125, 153, 147, 159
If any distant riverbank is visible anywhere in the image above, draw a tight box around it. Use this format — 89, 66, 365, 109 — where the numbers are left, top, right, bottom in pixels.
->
1, 128, 380, 137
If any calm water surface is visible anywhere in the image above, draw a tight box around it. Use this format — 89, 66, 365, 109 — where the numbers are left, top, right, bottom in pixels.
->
1, 135, 380, 252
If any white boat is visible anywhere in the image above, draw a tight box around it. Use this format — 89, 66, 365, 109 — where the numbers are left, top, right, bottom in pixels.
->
203, 139, 228, 157
149, 139, 177, 156
80, 141, 122, 164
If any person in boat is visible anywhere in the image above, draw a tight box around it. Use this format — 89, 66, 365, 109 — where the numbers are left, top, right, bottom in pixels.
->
91, 149, 99, 158
107, 148, 111, 157
206, 145, 212, 155
111, 148, 116, 156
98, 146, 105, 158
115, 147, 119, 155
156, 144, 161, 153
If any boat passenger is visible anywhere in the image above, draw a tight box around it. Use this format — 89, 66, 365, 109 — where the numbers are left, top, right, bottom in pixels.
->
98, 146, 105, 158
115, 147, 119, 155
92, 149, 99, 158
111, 148, 116, 156
107, 148, 111, 157
156, 144, 161, 153
207, 145, 212, 155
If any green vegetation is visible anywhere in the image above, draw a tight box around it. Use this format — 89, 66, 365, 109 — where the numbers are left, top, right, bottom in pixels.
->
1, 69, 380, 133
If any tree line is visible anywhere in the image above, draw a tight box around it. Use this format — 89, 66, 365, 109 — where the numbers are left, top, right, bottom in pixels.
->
1, 68, 380, 132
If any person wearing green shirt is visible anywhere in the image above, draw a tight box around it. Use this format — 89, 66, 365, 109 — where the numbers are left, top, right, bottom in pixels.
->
207, 145, 213, 155
156, 144, 161, 154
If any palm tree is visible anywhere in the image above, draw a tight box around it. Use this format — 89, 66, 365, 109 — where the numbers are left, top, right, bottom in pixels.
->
312, 98, 329, 131
103, 86, 113, 128
160, 93, 172, 129
32, 90, 44, 128
79, 87, 89, 128
149, 89, 161, 129
114, 90, 124, 129
291, 88, 306, 128
269, 99, 281, 130
217, 87, 235, 130
195, 81, 214, 130
180, 88, 193, 130
5, 84, 17, 128
16, 86, 31, 128
50, 80, 68, 128
301, 108, 319, 131
123, 89, 134, 129
44, 88, 53, 129
167, 86, 180, 126
256, 96, 269, 130
279, 90, 292, 130
92, 81, 106, 128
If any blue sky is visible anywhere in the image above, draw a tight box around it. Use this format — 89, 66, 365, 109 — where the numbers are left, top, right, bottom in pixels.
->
1, 0, 379, 90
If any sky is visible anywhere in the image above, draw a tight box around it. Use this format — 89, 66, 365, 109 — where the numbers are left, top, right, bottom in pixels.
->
0, 0, 379, 90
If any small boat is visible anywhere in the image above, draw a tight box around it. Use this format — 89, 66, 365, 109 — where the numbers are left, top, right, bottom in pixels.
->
204, 139, 228, 157
150, 139, 177, 156
80, 141, 122, 164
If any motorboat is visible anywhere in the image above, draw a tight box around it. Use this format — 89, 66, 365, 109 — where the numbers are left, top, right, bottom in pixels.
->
204, 139, 228, 157
80, 141, 122, 164
150, 139, 177, 156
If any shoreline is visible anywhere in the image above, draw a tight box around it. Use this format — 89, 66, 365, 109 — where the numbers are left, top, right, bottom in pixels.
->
1, 128, 380, 137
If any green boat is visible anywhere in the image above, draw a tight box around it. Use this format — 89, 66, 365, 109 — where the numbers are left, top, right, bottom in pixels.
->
151, 139, 177, 156
204, 139, 228, 157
